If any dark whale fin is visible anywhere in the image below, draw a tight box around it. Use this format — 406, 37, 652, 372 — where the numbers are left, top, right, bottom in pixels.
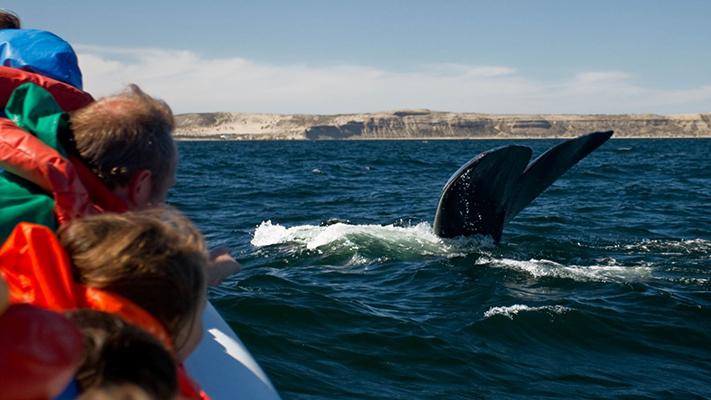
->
433, 130, 613, 241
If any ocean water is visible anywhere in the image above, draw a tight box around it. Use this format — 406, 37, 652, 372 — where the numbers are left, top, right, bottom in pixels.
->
171, 139, 711, 400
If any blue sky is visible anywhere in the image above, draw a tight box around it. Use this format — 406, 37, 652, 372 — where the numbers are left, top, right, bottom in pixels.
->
6, 1, 711, 115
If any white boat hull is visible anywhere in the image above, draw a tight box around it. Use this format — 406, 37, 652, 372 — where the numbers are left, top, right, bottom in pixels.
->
184, 303, 281, 400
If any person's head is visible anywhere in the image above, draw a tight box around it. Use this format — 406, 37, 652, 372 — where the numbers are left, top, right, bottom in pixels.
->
69, 84, 177, 210
59, 208, 207, 361
66, 309, 178, 400
0, 9, 20, 29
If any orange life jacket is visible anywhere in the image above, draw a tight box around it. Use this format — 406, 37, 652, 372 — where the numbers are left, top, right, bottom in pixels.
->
0, 222, 173, 350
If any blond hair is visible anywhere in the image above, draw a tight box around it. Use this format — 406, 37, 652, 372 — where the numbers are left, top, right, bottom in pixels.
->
69, 84, 177, 193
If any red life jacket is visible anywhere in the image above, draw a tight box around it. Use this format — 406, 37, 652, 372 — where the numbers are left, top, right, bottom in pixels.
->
0, 67, 129, 223
0, 66, 92, 112
0, 303, 85, 400
0, 118, 129, 223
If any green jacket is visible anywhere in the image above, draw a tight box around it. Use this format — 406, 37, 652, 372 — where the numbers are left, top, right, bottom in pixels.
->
0, 83, 69, 240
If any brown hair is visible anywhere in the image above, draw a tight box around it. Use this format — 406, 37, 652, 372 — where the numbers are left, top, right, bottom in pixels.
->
69, 84, 177, 194
58, 208, 207, 344
0, 9, 20, 29
66, 309, 178, 400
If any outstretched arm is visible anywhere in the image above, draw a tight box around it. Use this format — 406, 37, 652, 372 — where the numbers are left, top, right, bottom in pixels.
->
206, 247, 242, 287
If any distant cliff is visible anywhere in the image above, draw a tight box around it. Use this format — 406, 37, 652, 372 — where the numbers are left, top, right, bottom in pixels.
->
174, 109, 711, 140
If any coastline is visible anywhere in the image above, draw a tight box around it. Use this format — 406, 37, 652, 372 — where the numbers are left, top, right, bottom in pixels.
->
174, 109, 711, 140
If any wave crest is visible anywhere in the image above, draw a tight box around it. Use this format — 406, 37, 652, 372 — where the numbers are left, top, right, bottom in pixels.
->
250, 220, 480, 257
477, 256, 654, 283
484, 304, 571, 319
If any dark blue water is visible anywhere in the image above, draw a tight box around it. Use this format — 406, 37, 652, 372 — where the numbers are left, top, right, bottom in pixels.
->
171, 139, 711, 400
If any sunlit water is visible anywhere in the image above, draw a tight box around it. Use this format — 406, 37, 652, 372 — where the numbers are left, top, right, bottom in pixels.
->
170, 139, 711, 400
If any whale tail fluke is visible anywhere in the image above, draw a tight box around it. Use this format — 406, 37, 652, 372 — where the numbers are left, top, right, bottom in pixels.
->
433, 130, 613, 242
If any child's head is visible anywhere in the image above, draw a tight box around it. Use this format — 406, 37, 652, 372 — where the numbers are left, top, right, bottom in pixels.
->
66, 309, 178, 400
69, 84, 177, 209
59, 208, 208, 361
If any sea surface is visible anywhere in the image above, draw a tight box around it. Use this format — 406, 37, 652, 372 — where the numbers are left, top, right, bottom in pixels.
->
171, 139, 711, 400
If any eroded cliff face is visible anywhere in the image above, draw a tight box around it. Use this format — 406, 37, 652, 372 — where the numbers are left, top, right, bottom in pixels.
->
174, 109, 711, 139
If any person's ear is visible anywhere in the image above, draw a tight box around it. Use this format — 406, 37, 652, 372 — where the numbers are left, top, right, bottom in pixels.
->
127, 169, 154, 210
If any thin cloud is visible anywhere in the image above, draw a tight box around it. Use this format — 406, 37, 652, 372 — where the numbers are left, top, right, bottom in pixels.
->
421, 64, 518, 78
575, 72, 632, 83
75, 45, 711, 115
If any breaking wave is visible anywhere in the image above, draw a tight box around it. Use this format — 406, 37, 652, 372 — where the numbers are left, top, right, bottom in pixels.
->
484, 304, 572, 319
250, 220, 493, 257
476, 256, 655, 283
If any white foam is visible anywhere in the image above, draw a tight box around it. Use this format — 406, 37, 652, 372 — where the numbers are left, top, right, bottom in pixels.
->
478, 256, 654, 283
251, 220, 462, 256
347, 253, 369, 267
484, 304, 571, 319
250, 220, 299, 247
606, 238, 711, 255
667, 277, 710, 285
